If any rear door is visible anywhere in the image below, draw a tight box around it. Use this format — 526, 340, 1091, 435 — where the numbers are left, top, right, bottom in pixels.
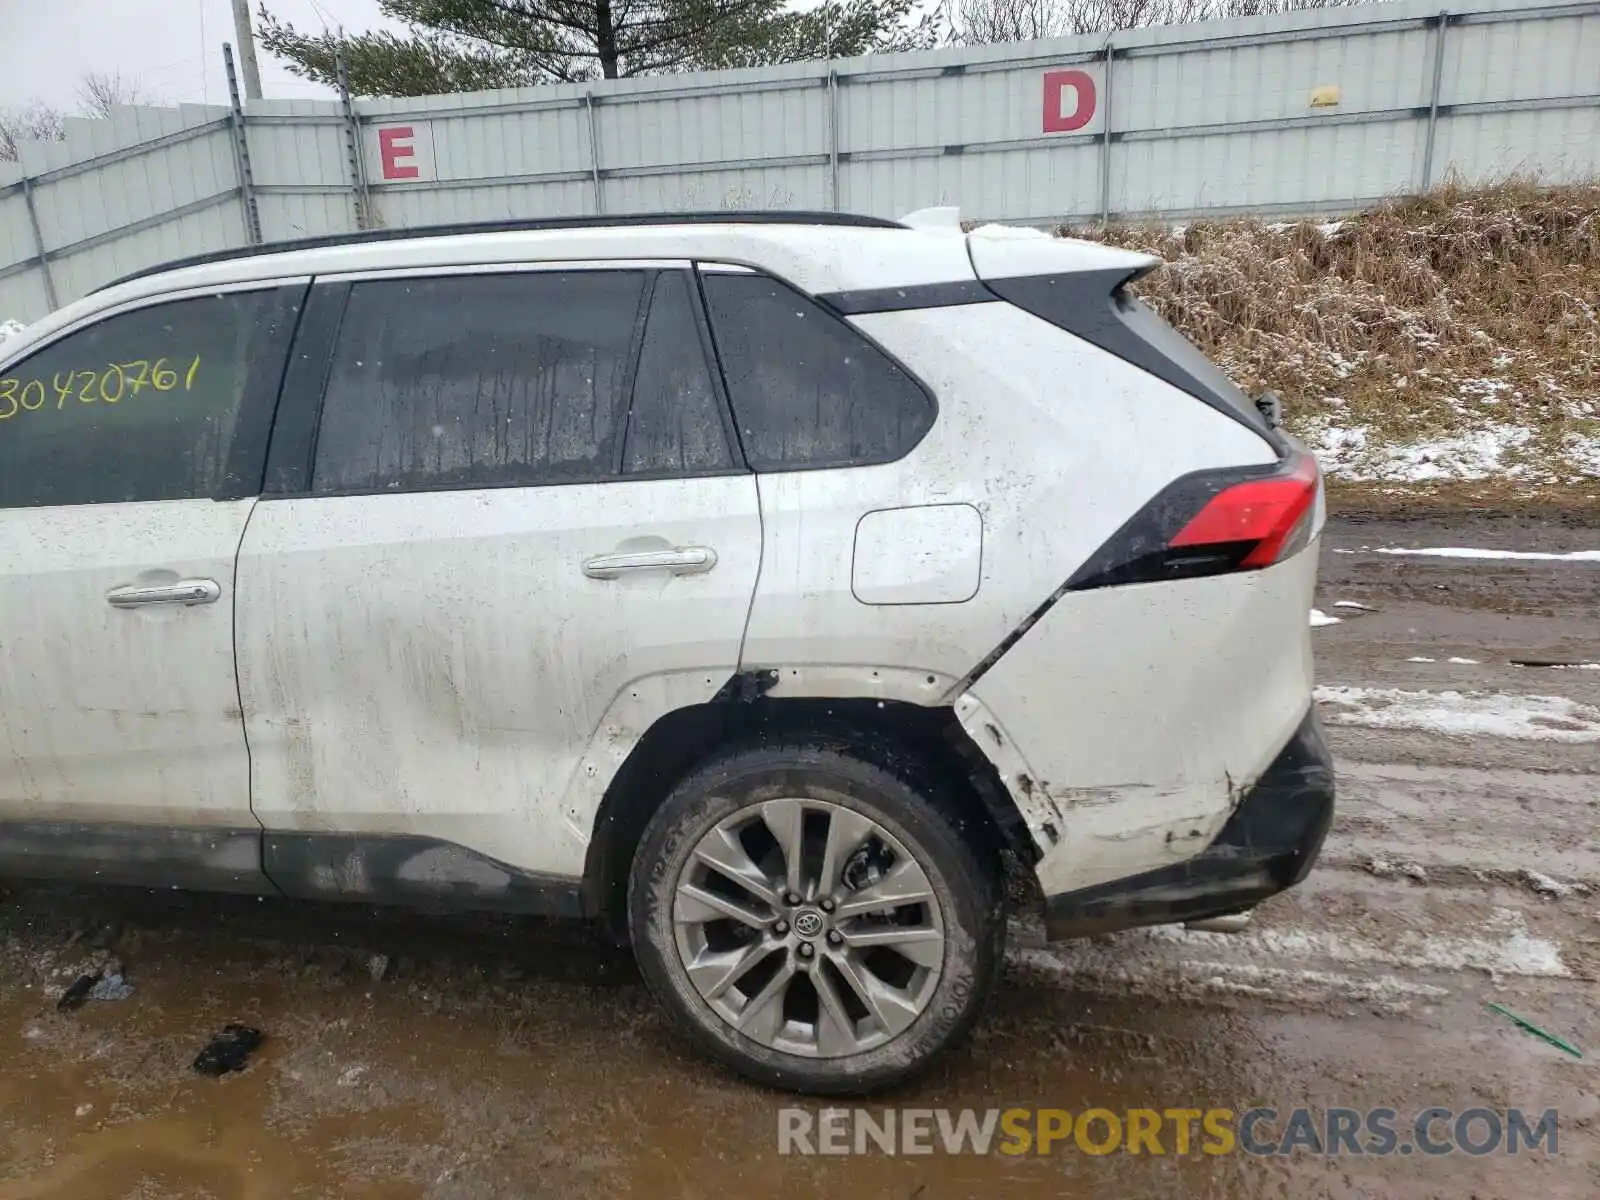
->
0, 284, 302, 888
236, 264, 762, 903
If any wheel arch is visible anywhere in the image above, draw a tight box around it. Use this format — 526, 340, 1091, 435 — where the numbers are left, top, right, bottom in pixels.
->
580, 673, 1036, 942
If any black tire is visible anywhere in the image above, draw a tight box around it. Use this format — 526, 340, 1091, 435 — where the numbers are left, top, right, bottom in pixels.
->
627, 735, 1003, 1095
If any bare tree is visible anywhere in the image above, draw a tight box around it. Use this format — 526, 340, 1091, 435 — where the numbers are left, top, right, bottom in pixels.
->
1, 72, 156, 163
954, 0, 1364, 42
77, 71, 150, 119
0, 101, 66, 163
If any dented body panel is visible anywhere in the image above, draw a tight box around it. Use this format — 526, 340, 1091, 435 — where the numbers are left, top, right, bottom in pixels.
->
968, 540, 1321, 895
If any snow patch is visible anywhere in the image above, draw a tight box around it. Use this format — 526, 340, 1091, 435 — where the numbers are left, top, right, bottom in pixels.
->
1304, 422, 1535, 483
1523, 871, 1578, 899
1010, 947, 1449, 1009
1175, 909, 1569, 978
1447, 656, 1480, 665
1562, 432, 1600, 475
0, 318, 25, 345
1315, 685, 1600, 743
1310, 608, 1341, 627
1332, 600, 1376, 611
1406, 656, 1436, 663
1014, 906, 1565, 1007
1374, 546, 1600, 562
1550, 662, 1600, 671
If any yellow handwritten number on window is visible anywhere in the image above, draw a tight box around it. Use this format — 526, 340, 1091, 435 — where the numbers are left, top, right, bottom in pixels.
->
0, 356, 202, 425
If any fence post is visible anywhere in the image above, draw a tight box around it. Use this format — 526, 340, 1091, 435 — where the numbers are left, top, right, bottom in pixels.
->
1420, 11, 1451, 193
336, 52, 374, 229
223, 44, 264, 244
584, 92, 604, 214
827, 68, 840, 211
20, 177, 58, 311
1099, 42, 1116, 226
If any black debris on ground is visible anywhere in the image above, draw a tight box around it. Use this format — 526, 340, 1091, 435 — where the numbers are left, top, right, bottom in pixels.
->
193, 1024, 265, 1076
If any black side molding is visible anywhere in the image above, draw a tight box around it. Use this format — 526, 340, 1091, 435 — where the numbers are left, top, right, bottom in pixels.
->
0, 821, 588, 920
264, 832, 587, 918
0, 822, 271, 894
814, 278, 995, 316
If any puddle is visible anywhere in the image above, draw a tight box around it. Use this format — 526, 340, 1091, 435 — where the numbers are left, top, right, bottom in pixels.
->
0, 886, 1290, 1200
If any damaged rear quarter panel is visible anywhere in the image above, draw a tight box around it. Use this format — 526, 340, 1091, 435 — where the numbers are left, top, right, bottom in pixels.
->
966, 544, 1318, 896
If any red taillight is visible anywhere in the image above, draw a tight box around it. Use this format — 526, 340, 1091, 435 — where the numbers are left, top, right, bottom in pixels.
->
1064, 450, 1322, 593
1168, 452, 1319, 569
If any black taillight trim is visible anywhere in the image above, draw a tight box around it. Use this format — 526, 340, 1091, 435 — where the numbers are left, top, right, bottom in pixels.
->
1063, 460, 1283, 593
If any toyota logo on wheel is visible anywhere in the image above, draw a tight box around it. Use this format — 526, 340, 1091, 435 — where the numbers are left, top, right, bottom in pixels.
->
793, 910, 825, 938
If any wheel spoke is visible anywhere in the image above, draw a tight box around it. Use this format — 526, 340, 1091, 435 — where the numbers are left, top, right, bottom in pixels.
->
817, 807, 876, 896
832, 950, 921, 1038
675, 882, 769, 930
694, 824, 781, 907
812, 965, 862, 1056
685, 941, 771, 1001
833, 857, 935, 918
760, 800, 806, 896
737, 958, 796, 1043
839, 924, 945, 969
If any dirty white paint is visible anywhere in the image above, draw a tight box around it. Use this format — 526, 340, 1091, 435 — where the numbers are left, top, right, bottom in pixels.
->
952, 693, 1062, 850
235, 477, 762, 876
852, 503, 983, 605
741, 299, 1274, 692
2, 220, 1316, 916
0, 499, 257, 826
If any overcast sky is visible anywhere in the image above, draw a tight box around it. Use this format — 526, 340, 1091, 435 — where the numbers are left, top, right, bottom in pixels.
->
0, 0, 401, 110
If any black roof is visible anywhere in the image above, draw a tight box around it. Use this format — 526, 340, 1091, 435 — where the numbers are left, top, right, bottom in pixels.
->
102, 210, 904, 291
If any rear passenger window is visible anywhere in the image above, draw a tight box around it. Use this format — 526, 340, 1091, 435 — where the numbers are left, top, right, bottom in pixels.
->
700, 272, 935, 471
623, 272, 735, 476
0, 290, 294, 509
311, 272, 645, 493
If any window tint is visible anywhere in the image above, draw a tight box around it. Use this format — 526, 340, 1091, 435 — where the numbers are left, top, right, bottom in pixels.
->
0, 291, 291, 509
700, 273, 935, 471
311, 272, 645, 493
623, 272, 735, 476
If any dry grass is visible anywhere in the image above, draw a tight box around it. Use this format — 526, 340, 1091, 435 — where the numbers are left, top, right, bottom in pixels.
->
1065, 180, 1600, 495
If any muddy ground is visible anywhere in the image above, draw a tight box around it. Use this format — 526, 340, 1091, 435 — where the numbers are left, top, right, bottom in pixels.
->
1, 516, 1596, 1200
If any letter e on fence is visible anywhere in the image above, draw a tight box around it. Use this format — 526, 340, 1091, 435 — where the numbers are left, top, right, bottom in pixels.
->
1042, 70, 1098, 134
368, 121, 437, 183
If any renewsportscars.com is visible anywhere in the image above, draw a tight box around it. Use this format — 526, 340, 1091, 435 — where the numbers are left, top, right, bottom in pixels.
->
777, 1106, 1561, 1157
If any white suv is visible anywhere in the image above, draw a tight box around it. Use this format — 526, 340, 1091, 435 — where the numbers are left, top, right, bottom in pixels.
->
0, 211, 1331, 1093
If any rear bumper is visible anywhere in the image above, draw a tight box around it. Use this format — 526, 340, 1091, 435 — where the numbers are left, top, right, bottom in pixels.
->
1043, 710, 1334, 940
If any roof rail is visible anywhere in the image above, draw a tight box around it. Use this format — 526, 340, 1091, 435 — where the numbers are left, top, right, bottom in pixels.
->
99, 210, 906, 292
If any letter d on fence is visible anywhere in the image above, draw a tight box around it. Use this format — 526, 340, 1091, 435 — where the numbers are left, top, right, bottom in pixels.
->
1042, 69, 1098, 133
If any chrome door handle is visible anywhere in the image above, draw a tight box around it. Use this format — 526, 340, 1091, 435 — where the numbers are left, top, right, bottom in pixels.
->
106, 579, 222, 608
582, 547, 718, 580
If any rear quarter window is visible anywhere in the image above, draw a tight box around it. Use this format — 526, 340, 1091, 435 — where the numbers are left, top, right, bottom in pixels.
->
700, 272, 935, 471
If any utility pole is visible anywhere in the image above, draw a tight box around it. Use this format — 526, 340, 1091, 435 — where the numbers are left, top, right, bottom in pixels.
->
230, 0, 265, 100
